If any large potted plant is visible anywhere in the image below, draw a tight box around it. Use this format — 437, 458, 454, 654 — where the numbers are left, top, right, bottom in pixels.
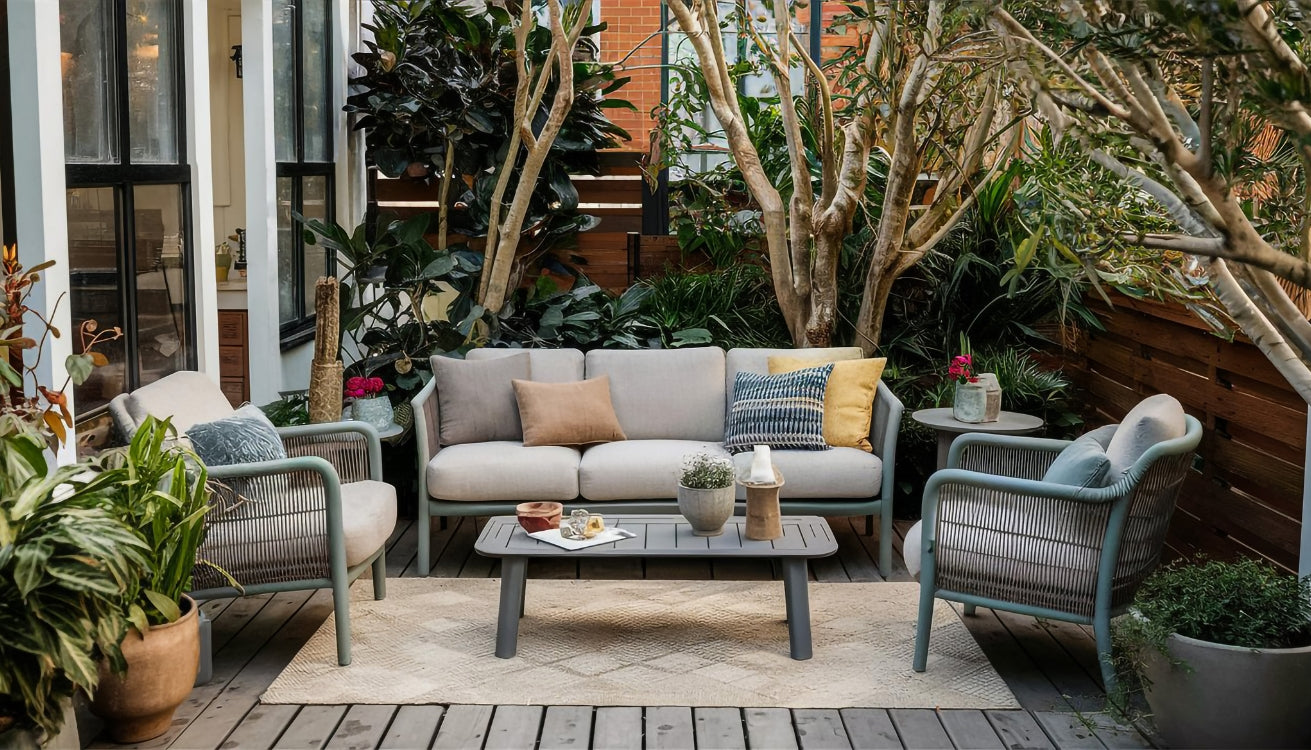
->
87, 416, 213, 743
1115, 557, 1311, 749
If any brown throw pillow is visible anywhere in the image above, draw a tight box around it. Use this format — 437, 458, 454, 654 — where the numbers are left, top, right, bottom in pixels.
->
431, 352, 531, 445
512, 376, 627, 447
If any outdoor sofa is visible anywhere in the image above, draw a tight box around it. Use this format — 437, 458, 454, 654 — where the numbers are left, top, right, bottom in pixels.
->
411, 346, 903, 577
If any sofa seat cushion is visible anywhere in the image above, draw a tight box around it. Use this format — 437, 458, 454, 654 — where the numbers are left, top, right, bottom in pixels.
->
426, 442, 581, 502
732, 447, 881, 499
580, 440, 730, 501
585, 348, 726, 441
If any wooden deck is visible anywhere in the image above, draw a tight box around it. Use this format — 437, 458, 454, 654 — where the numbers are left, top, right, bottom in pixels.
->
78, 516, 1154, 750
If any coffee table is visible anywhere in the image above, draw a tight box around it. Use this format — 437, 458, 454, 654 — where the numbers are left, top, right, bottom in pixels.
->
474, 514, 839, 660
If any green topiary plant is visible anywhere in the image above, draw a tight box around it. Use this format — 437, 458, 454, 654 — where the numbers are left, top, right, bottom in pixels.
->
679, 452, 735, 490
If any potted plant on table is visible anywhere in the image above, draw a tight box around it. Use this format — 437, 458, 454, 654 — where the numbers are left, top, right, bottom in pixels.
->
346, 375, 394, 433
87, 416, 214, 744
1114, 557, 1311, 749
677, 451, 736, 537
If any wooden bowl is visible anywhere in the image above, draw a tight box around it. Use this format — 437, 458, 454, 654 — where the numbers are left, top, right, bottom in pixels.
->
516, 502, 563, 533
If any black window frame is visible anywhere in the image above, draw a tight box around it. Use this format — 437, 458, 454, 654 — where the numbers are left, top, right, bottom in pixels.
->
275, 0, 336, 350
63, 0, 196, 418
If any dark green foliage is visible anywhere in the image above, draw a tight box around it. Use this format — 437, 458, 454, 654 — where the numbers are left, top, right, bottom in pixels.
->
1129, 557, 1311, 650
494, 278, 659, 350
636, 265, 792, 350
0, 425, 147, 738
260, 392, 310, 427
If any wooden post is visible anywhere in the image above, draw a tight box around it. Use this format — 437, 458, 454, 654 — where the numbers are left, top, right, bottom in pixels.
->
307, 277, 343, 424
742, 469, 785, 541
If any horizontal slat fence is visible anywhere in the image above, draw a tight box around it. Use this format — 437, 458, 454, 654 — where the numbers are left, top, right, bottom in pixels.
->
1071, 295, 1305, 572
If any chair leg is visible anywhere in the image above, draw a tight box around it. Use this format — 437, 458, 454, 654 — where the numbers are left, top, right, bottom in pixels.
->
878, 509, 893, 579
372, 548, 387, 600
963, 603, 977, 616
333, 576, 352, 666
912, 570, 935, 672
418, 499, 431, 578
1095, 608, 1117, 695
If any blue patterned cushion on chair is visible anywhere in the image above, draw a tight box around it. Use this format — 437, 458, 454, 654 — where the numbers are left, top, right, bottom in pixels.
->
185, 404, 287, 467
724, 365, 834, 454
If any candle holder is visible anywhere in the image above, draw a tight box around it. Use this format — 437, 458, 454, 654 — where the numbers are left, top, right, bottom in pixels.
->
741, 467, 785, 541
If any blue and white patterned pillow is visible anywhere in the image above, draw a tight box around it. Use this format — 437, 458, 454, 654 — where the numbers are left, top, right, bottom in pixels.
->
724, 365, 834, 454
185, 404, 287, 467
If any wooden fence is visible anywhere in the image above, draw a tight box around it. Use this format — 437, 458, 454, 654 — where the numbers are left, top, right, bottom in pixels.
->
368, 150, 696, 290
1070, 294, 1306, 573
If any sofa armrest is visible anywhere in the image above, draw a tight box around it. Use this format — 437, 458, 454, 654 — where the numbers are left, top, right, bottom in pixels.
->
870, 380, 903, 502
410, 376, 441, 482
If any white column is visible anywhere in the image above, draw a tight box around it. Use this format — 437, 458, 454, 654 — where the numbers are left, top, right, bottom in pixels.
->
8, 0, 75, 463
336, 0, 368, 229
241, 0, 282, 404
185, 0, 220, 382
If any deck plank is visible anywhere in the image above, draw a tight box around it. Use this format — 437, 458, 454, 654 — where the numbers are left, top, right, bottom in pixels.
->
694, 707, 747, 750
646, 706, 695, 750
1081, 713, 1153, 750
377, 705, 444, 750
993, 612, 1105, 713
955, 609, 1069, 712
324, 705, 397, 750
484, 705, 543, 750
985, 710, 1056, 750
217, 704, 300, 750
592, 707, 642, 750
1031, 711, 1105, 750
272, 704, 348, 749
793, 709, 853, 750
888, 709, 951, 750
430, 705, 493, 750
937, 710, 1005, 750
836, 708, 901, 749
536, 705, 593, 750
743, 708, 798, 750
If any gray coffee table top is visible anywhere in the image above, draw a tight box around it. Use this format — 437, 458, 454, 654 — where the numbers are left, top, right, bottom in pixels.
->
475, 515, 838, 559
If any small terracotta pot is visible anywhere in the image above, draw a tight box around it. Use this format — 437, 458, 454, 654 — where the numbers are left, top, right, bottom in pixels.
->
91, 595, 200, 743
516, 501, 563, 533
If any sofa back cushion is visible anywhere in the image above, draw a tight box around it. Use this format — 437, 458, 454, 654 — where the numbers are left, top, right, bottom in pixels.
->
466, 347, 584, 382
584, 347, 726, 441
125, 371, 235, 434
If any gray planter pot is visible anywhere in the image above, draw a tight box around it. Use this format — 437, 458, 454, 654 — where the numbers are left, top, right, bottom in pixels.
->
1140, 631, 1311, 749
677, 484, 735, 537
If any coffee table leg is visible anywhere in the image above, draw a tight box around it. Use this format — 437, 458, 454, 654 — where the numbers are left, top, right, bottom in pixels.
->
781, 559, 813, 660
496, 557, 527, 658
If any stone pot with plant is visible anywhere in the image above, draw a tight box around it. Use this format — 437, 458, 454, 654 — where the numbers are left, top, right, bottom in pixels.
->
677, 451, 736, 537
1114, 557, 1311, 749
88, 416, 214, 743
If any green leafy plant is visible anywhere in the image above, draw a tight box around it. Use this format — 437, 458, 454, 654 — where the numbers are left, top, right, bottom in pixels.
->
0, 424, 147, 739
636, 265, 792, 350
260, 392, 310, 427
679, 451, 735, 490
89, 416, 214, 628
495, 277, 659, 350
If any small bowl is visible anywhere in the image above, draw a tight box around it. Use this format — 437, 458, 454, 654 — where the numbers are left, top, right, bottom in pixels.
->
516, 501, 563, 533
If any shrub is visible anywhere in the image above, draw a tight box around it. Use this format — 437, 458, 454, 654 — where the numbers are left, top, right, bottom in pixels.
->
679, 452, 735, 490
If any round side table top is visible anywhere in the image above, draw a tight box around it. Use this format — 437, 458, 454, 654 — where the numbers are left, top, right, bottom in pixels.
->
911, 407, 1044, 435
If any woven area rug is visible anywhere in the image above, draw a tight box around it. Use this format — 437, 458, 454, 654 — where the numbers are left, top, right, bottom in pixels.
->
262, 578, 1018, 709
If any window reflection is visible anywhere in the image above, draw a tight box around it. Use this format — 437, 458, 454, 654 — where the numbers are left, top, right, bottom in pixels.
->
61, 0, 120, 164
67, 187, 127, 413
127, 0, 180, 164
132, 185, 188, 387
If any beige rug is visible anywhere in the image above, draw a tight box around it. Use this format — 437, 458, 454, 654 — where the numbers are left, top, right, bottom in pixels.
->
262, 578, 1018, 709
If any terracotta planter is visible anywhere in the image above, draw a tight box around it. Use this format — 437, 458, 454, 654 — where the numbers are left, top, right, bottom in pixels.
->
677, 484, 735, 537
91, 596, 200, 743
1140, 630, 1311, 749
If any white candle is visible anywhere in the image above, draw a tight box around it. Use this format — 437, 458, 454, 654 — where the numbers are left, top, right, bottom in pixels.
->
747, 445, 774, 484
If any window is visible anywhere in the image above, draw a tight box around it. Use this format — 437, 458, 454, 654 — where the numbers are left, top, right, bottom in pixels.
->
61, 0, 193, 420
274, 0, 335, 347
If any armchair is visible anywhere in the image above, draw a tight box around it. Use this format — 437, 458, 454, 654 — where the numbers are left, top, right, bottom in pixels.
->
911, 410, 1202, 691
108, 372, 396, 666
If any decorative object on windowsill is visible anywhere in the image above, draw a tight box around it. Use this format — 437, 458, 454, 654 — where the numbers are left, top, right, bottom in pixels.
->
949, 353, 988, 424
740, 445, 784, 541
346, 376, 394, 432
308, 278, 344, 424
214, 242, 232, 283
677, 451, 736, 537
515, 501, 563, 533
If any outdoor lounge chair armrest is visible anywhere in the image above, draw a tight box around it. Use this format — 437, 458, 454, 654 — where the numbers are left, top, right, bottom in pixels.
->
277, 421, 383, 482
947, 432, 1072, 477
409, 376, 440, 473
870, 380, 903, 501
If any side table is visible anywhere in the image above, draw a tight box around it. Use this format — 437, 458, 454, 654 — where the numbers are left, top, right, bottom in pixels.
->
911, 407, 1044, 469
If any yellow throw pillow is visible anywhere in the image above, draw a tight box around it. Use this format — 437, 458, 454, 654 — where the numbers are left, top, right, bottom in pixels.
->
512, 375, 627, 447
768, 355, 887, 452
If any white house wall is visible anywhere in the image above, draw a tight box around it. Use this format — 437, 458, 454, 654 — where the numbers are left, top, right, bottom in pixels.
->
186, 0, 220, 385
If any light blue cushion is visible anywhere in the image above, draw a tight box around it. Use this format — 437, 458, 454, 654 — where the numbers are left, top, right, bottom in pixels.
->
185, 404, 287, 467
1042, 433, 1111, 488
724, 365, 833, 454
1105, 394, 1187, 476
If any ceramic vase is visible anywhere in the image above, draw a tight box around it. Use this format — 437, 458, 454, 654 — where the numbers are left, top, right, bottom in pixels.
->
677, 484, 735, 536
351, 395, 394, 432
953, 381, 988, 423
975, 373, 1002, 422
214, 250, 231, 282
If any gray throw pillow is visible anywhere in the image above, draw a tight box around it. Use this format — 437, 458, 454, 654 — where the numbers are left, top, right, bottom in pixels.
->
1042, 433, 1112, 488
431, 352, 531, 445
1105, 394, 1187, 477
185, 404, 287, 467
